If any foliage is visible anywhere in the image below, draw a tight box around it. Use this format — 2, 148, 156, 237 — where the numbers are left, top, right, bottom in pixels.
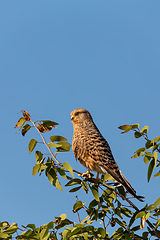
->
2, 111, 159, 239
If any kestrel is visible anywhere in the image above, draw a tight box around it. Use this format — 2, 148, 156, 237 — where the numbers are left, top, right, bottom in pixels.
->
71, 108, 136, 197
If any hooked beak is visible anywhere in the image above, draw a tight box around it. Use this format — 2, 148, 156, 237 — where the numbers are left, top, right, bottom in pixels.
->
71, 115, 74, 121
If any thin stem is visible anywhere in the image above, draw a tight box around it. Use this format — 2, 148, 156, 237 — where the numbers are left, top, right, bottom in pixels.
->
30, 119, 83, 176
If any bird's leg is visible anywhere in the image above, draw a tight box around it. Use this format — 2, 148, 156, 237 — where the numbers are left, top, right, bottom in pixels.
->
96, 173, 99, 180
79, 169, 92, 178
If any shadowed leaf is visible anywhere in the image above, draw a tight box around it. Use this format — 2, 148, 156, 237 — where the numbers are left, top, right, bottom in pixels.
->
134, 131, 142, 138
56, 142, 72, 152
90, 185, 99, 202
21, 124, 31, 136
65, 178, 82, 186
42, 120, 59, 127
46, 168, 63, 191
131, 124, 140, 129
147, 158, 155, 182
69, 186, 82, 192
35, 151, 43, 163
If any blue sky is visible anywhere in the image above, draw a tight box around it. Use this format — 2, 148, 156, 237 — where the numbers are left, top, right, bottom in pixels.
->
0, 0, 160, 236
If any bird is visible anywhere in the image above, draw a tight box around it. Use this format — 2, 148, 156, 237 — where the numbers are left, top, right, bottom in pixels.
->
70, 108, 136, 197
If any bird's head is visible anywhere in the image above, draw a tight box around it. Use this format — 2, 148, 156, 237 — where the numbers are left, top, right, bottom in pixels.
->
70, 108, 93, 125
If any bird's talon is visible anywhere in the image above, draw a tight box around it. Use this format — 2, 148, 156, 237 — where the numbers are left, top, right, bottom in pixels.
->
79, 171, 92, 179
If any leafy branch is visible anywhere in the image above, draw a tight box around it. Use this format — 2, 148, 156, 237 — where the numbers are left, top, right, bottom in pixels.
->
6, 111, 159, 239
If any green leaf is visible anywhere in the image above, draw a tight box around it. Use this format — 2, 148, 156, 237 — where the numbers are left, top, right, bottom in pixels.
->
131, 225, 140, 231
63, 162, 74, 178
26, 224, 36, 230
124, 233, 132, 240
35, 151, 43, 163
28, 139, 37, 153
143, 156, 150, 164
145, 140, 153, 149
147, 158, 155, 182
131, 123, 140, 129
69, 226, 82, 236
153, 172, 160, 178
0, 233, 9, 238
117, 186, 126, 197
134, 131, 142, 138
141, 126, 149, 134
145, 212, 150, 220
15, 117, 26, 128
114, 218, 127, 228
46, 168, 63, 191
56, 142, 72, 152
32, 164, 40, 176
65, 178, 82, 186
146, 204, 155, 211
131, 152, 142, 159
104, 174, 115, 181
4, 223, 18, 234
135, 211, 146, 219
21, 124, 31, 136
69, 186, 82, 192
50, 135, 67, 142
115, 208, 123, 219
73, 201, 84, 213
60, 214, 67, 220
55, 177, 63, 191
48, 142, 62, 148
154, 151, 158, 166
129, 212, 137, 227
154, 197, 160, 206
97, 227, 106, 238
81, 180, 89, 193
118, 125, 132, 134
121, 207, 133, 217
39, 228, 50, 240
81, 216, 90, 224
143, 152, 153, 164
90, 185, 99, 202
45, 221, 54, 230
156, 219, 160, 228
152, 136, 160, 143
152, 144, 159, 153
135, 147, 145, 154
145, 151, 153, 158
57, 168, 68, 179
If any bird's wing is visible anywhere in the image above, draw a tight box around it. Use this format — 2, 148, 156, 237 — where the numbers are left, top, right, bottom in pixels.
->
72, 129, 88, 160
86, 130, 136, 196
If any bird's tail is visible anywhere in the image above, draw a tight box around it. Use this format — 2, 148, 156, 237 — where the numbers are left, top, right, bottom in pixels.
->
100, 165, 136, 197
118, 170, 136, 197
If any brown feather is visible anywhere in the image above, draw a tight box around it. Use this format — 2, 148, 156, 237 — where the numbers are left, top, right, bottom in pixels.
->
71, 108, 136, 197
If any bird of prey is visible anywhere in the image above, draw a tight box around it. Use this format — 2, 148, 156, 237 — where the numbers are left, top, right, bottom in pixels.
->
70, 108, 136, 197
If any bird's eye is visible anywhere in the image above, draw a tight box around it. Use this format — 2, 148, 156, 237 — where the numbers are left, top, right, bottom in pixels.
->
76, 112, 81, 116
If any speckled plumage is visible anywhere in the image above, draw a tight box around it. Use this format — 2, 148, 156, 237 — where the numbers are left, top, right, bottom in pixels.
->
71, 108, 136, 197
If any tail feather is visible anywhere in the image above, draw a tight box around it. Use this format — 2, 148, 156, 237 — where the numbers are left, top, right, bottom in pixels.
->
118, 171, 136, 197
100, 165, 136, 197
